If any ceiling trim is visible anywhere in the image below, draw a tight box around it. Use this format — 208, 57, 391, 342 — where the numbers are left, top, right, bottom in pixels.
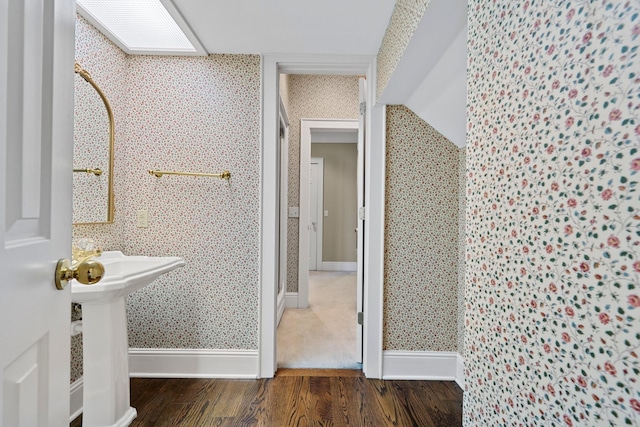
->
274, 54, 374, 75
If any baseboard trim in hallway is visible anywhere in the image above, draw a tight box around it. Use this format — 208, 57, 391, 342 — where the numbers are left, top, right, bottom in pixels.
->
382, 351, 464, 384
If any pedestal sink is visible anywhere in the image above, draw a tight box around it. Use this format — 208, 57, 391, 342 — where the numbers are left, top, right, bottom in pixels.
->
71, 251, 184, 427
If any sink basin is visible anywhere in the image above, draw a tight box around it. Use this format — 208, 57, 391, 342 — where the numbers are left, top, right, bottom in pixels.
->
71, 251, 185, 303
73, 250, 184, 427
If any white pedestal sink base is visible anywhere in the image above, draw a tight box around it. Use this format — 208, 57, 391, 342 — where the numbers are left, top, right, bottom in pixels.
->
82, 297, 137, 427
72, 251, 185, 427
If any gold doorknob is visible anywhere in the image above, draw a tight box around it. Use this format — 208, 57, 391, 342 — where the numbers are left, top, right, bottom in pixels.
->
55, 259, 105, 290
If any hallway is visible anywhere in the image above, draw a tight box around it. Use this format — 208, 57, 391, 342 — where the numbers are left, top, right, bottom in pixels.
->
277, 271, 359, 369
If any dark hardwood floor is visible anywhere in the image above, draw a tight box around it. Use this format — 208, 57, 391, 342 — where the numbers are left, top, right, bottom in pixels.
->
70, 369, 463, 426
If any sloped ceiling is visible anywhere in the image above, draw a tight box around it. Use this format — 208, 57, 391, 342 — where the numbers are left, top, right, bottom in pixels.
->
378, 0, 467, 147
171, 0, 396, 55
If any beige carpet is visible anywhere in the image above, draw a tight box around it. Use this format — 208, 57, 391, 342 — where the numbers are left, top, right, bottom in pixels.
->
277, 271, 361, 369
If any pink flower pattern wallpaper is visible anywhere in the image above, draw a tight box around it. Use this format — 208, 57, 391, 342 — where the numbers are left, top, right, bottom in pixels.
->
465, 0, 640, 425
384, 105, 462, 351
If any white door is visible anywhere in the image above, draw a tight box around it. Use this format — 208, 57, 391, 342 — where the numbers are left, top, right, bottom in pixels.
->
355, 77, 366, 363
0, 0, 75, 425
277, 115, 288, 324
308, 160, 321, 270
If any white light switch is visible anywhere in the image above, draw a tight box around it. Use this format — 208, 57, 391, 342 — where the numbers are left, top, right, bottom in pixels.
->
137, 210, 148, 228
324, 210, 329, 217
288, 207, 299, 218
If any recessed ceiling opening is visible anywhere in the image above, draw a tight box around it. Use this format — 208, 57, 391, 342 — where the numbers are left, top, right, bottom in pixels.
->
76, 0, 206, 55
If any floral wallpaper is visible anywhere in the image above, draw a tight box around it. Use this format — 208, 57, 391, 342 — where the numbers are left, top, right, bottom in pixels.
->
465, 0, 640, 426
71, 16, 129, 383
70, 334, 83, 383
383, 105, 460, 351
73, 69, 110, 224
284, 75, 359, 293
458, 148, 466, 355
73, 15, 128, 249
279, 73, 291, 116
376, 0, 430, 100
122, 53, 261, 350
74, 18, 262, 357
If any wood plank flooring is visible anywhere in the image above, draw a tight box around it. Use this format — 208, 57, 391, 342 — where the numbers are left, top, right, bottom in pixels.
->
70, 369, 463, 426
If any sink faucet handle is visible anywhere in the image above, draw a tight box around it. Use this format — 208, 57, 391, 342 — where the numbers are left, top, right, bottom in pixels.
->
72, 239, 103, 265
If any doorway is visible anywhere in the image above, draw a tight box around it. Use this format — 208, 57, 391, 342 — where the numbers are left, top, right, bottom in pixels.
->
297, 118, 360, 308
260, 55, 386, 379
278, 74, 362, 368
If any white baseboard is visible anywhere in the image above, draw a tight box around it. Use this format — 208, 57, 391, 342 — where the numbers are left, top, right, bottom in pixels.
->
69, 377, 83, 422
456, 354, 465, 390
129, 348, 259, 379
382, 351, 459, 380
321, 262, 357, 272
285, 292, 298, 308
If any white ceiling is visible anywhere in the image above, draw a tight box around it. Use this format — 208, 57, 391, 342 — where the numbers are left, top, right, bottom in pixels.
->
170, 0, 397, 55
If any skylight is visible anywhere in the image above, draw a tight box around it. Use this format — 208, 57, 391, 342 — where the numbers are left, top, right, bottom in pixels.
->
76, 0, 206, 55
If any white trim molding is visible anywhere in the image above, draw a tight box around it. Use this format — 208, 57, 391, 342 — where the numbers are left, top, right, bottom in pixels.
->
128, 349, 259, 379
69, 378, 84, 422
382, 351, 459, 381
362, 103, 386, 379
284, 292, 299, 308
311, 129, 358, 143
321, 262, 357, 272
456, 353, 465, 390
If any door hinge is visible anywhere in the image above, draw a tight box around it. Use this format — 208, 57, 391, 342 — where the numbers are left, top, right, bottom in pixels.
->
359, 102, 366, 115
358, 207, 366, 221
357, 312, 364, 325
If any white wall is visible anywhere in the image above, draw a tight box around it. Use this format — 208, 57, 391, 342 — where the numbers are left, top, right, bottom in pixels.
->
405, 26, 467, 148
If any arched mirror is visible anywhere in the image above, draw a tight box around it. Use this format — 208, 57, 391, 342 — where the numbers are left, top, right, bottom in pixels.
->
73, 62, 114, 224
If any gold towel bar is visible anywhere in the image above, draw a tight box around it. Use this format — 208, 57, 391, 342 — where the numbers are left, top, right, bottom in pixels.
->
148, 170, 231, 180
74, 168, 103, 176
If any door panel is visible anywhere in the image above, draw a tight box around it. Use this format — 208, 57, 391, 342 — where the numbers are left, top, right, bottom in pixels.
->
0, 0, 74, 425
277, 117, 288, 324
309, 158, 324, 272
309, 162, 319, 270
356, 77, 366, 363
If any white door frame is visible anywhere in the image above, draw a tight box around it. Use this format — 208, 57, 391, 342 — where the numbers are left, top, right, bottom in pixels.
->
276, 97, 289, 325
356, 76, 366, 364
308, 157, 324, 273
299, 120, 356, 307
260, 54, 386, 379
